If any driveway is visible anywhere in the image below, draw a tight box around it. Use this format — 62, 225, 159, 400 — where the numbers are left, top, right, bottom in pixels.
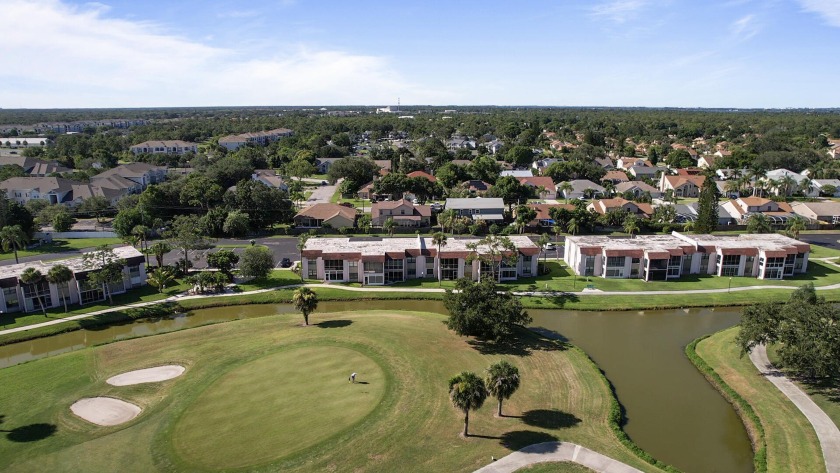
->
305, 178, 340, 205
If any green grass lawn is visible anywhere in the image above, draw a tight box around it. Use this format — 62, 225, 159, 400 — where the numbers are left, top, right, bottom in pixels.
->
0, 238, 124, 262
235, 269, 300, 292
696, 328, 824, 473
0, 310, 668, 473
808, 244, 840, 259
766, 345, 840, 431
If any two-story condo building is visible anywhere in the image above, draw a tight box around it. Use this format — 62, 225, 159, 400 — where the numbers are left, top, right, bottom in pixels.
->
445, 198, 505, 222
564, 232, 809, 281
0, 246, 146, 313
130, 140, 198, 155
301, 236, 540, 285
218, 128, 294, 151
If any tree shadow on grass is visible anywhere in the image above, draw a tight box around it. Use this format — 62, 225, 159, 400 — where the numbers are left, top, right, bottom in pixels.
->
317, 319, 352, 329
499, 430, 558, 451
5, 423, 57, 442
517, 409, 581, 430
793, 376, 840, 403
468, 327, 569, 357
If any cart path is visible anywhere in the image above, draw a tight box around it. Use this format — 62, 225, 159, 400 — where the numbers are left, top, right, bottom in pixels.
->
472, 441, 643, 473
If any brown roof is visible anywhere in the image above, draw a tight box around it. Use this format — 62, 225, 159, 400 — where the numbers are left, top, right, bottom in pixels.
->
664, 175, 705, 189
517, 176, 555, 189
602, 170, 630, 182
294, 203, 357, 221
407, 170, 437, 182
527, 203, 574, 221
371, 199, 431, 220
738, 196, 771, 206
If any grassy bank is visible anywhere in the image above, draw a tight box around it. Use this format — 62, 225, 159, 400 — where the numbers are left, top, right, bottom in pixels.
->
0, 310, 666, 473
766, 345, 840, 431
692, 328, 824, 473
0, 237, 124, 262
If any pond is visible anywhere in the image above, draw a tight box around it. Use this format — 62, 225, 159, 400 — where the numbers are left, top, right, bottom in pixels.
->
0, 301, 751, 472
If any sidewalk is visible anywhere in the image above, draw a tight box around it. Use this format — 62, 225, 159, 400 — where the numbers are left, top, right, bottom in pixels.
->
749, 345, 840, 473
473, 441, 643, 473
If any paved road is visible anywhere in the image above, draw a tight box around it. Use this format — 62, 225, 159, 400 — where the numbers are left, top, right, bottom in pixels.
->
473, 442, 643, 473
749, 345, 840, 473
306, 178, 339, 205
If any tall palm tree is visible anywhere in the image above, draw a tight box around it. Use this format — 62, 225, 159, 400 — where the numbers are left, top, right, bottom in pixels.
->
746, 213, 772, 234
566, 218, 579, 236
552, 222, 563, 243
623, 215, 640, 237
448, 371, 487, 437
149, 241, 172, 268
0, 225, 28, 264
786, 215, 807, 240
724, 180, 740, 198
46, 264, 73, 313
383, 217, 396, 237
486, 361, 521, 417
292, 287, 318, 325
603, 180, 616, 198
779, 175, 796, 198
558, 182, 573, 204
537, 233, 551, 266
431, 232, 448, 285
132, 225, 151, 267
19, 268, 47, 316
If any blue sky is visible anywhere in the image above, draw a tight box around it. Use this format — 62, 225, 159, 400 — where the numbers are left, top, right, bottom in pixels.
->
2, 0, 840, 108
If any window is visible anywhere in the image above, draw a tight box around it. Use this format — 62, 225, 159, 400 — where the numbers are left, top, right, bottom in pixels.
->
719, 254, 740, 277
584, 256, 595, 276
324, 259, 344, 281
500, 260, 517, 280
441, 258, 459, 280
605, 256, 625, 278
79, 279, 104, 305
364, 261, 383, 273
348, 261, 359, 282
700, 253, 710, 272
2, 287, 19, 310
308, 260, 317, 279
744, 256, 755, 277
385, 258, 404, 283
667, 256, 682, 277
722, 255, 740, 266
763, 257, 784, 279
522, 255, 532, 275
22, 280, 51, 310
784, 253, 796, 276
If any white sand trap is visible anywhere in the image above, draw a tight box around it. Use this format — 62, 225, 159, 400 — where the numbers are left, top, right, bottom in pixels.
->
106, 365, 186, 386
71, 397, 141, 426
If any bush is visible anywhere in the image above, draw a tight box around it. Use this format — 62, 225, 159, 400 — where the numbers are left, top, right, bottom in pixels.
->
239, 245, 275, 280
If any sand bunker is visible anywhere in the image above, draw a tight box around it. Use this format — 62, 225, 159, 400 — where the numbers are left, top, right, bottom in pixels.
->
71, 397, 141, 426
106, 365, 185, 386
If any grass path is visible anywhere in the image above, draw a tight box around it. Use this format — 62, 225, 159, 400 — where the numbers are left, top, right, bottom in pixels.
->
695, 328, 824, 473
0, 310, 667, 472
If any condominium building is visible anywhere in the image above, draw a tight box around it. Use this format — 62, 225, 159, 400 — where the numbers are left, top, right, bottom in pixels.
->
0, 246, 146, 313
218, 128, 294, 151
301, 236, 540, 285
129, 140, 198, 155
564, 232, 809, 281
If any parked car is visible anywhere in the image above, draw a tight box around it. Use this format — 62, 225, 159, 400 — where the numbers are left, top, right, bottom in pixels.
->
546, 243, 556, 251
280, 258, 292, 268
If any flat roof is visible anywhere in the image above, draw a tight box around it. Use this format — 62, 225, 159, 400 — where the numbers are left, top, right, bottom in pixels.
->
303, 235, 537, 256
0, 246, 143, 280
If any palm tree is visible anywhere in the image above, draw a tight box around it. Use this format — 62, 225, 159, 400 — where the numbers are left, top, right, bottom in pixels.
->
485, 361, 521, 417
147, 267, 176, 293
46, 264, 73, 313
432, 232, 448, 285
566, 218, 579, 236
19, 268, 47, 316
383, 217, 396, 237
558, 182, 573, 203
537, 233, 551, 266
623, 215, 639, 237
448, 371, 487, 437
132, 225, 151, 266
297, 232, 313, 282
779, 175, 796, 198
149, 241, 172, 268
292, 287, 318, 325
746, 213, 772, 234
552, 222, 563, 242
0, 225, 28, 264
603, 180, 616, 198
683, 220, 696, 233
799, 177, 813, 197
724, 180, 740, 198
786, 215, 807, 239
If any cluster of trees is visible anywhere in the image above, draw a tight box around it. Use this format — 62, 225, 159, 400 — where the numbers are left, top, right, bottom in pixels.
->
737, 284, 840, 379
444, 278, 531, 343
448, 360, 521, 436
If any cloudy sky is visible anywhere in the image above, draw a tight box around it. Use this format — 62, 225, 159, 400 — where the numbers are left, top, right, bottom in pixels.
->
2, 0, 839, 108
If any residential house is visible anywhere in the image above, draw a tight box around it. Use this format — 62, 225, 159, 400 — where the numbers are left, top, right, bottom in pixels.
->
659, 175, 705, 198
315, 157, 344, 174
532, 158, 559, 175
791, 201, 840, 224
811, 179, 840, 197
765, 169, 808, 196
614, 181, 662, 199
617, 157, 649, 170
447, 137, 476, 150
371, 199, 432, 227
594, 157, 615, 169
406, 170, 437, 182
251, 169, 288, 191
0, 177, 75, 205
721, 197, 795, 224
557, 179, 605, 200
564, 232, 809, 281
500, 170, 533, 178
524, 203, 575, 228
0, 156, 71, 176
485, 140, 504, 155
92, 162, 167, 191
358, 182, 376, 200
517, 176, 556, 199
445, 198, 505, 222
0, 246, 146, 313
374, 160, 392, 175
294, 203, 357, 229
218, 128, 294, 151
587, 198, 654, 219
697, 155, 717, 169
629, 165, 660, 179
601, 170, 630, 185
461, 180, 492, 194
129, 140, 197, 155
301, 235, 540, 285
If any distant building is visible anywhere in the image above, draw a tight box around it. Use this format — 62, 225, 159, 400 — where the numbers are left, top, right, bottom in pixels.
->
445, 198, 505, 222
294, 203, 357, 229
218, 128, 294, 151
371, 199, 431, 227
130, 140, 197, 155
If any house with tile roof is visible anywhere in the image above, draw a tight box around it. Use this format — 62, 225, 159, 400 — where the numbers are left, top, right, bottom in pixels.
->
523, 203, 575, 228
371, 199, 431, 227
294, 203, 357, 229
791, 201, 840, 224
614, 181, 662, 199
658, 174, 705, 197
557, 179, 605, 200
721, 197, 795, 224
517, 176, 556, 199
251, 169, 288, 191
587, 198, 654, 218
445, 198, 505, 222
601, 170, 630, 184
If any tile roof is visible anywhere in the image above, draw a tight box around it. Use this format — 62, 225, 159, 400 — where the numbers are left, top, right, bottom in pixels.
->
294, 203, 357, 221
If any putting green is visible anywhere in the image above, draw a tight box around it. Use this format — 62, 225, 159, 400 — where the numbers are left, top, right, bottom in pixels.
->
171, 345, 386, 469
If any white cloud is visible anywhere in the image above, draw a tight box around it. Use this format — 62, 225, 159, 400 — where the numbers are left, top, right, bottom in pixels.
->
798, 0, 840, 27
0, 0, 450, 107
590, 0, 649, 23
731, 14, 760, 40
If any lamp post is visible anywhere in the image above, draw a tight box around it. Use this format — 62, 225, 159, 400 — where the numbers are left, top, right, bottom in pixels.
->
728, 277, 732, 293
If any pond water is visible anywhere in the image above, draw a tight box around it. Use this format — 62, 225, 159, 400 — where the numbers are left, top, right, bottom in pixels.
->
0, 301, 751, 472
